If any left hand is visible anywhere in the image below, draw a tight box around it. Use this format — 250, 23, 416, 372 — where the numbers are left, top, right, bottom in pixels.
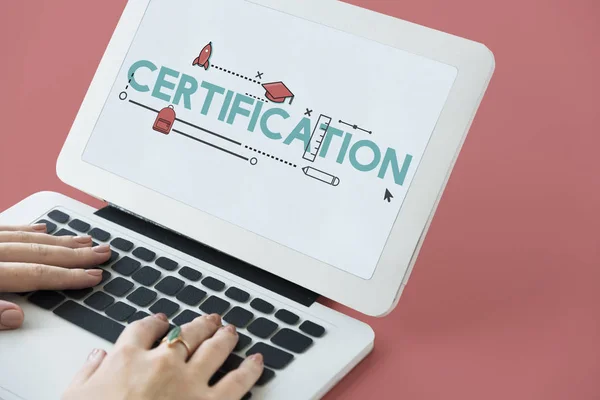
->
0, 224, 112, 330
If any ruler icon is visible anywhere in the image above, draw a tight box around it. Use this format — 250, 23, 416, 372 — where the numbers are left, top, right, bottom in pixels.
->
302, 114, 332, 162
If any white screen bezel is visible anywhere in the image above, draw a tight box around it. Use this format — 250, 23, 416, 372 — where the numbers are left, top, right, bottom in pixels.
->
57, 0, 494, 316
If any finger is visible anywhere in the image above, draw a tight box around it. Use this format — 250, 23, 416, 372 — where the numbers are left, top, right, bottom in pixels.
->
0, 231, 93, 249
0, 243, 111, 267
0, 300, 24, 331
157, 314, 222, 361
190, 322, 239, 381
0, 263, 103, 292
0, 224, 47, 233
211, 354, 264, 400
69, 348, 107, 386
116, 313, 170, 350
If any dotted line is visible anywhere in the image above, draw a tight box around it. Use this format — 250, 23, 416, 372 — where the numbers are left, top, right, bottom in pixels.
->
125, 73, 134, 90
245, 146, 297, 167
245, 93, 269, 103
214, 64, 261, 85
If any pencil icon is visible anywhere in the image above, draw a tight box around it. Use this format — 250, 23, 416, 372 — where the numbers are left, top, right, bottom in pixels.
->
302, 166, 340, 187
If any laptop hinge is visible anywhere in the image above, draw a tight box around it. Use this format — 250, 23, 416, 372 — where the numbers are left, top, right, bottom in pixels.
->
95, 205, 319, 307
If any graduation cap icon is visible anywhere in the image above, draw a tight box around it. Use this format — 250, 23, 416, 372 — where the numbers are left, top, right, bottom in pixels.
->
262, 81, 294, 105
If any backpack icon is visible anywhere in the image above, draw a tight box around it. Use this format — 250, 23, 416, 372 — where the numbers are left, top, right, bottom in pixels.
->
153, 105, 176, 135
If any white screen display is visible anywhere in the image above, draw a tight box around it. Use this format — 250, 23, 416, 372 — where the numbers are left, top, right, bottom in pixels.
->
83, 0, 457, 279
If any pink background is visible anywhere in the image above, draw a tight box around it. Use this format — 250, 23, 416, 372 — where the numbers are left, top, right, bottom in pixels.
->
1, 1, 599, 399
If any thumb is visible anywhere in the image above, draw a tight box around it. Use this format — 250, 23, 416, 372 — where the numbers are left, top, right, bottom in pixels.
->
69, 348, 107, 387
0, 300, 24, 330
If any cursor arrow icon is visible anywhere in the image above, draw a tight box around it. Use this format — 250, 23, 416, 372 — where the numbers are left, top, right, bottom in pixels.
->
384, 189, 393, 203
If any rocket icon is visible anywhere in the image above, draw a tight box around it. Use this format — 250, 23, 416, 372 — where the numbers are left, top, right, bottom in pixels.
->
192, 42, 213, 70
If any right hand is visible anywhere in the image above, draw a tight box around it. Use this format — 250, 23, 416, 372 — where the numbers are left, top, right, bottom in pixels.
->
0, 224, 111, 330
63, 313, 264, 400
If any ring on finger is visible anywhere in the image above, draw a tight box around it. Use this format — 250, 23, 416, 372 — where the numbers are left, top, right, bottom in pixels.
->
161, 326, 192, 358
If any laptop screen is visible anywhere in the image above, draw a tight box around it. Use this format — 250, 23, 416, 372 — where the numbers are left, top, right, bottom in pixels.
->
83, 0, 457, 280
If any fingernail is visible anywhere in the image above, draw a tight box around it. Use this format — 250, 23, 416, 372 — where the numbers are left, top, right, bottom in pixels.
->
32, 223, 47, 232
154, 313, 168, 322
86, 269, 103, 276
224, 324, 237, 334
74, 235, 92, 244
93, 244, 110, 253
249, 353, 263, 365
87, 348, 99, 360
206, 314, 222, 324
0, 309, 23, 329
87, 348, 105, 361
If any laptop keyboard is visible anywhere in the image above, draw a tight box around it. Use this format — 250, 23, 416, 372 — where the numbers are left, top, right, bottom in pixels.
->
25, 209, 327, 399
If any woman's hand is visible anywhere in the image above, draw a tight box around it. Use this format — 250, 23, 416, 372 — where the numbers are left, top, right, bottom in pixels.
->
0, 224, 111, 330
63, 313, 264, 400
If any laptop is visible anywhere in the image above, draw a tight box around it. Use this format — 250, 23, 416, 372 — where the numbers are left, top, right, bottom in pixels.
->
0, 0, 495, 399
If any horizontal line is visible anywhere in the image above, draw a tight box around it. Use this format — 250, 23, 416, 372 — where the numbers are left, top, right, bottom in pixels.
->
128, 99, 241, 146
172, 129, 248, 161
129, 99, 158, 113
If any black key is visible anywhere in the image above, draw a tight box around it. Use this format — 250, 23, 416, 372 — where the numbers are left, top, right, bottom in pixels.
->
149, 298, 179, 318
156, 256, 178, 271
29, 291, 65, 310
132, 266, 161, 286
246, 343, 293, 370
99, 270, 112, 285
101, 250, 120, 266
178, 266, 202, 281
255, 368, 276, 386
299, 321, 325, 338
104, 277, 134, 297
68, 219, 90, 233
209, 370, 226, 386
127, 287, 157, 307
132, 247, 155, 262
247, 318, 278, 339
155, 276, 185, 296
220, 353, 244, 371
111, 237, 134, 252
105, 302, 136, 322
271, 328, 313, 353
89, 227, 111, 242
199, 296, 230, 315
54, 300, 124, 343
55, 228, 76, 237
36, 219, 57, 234
48, 210, 69, 223
176, 286, 206, 306
206, 369, 253, 400
128, 311, 149, 324
202, 276, 225, 292
234, 332, 252, 352
250, 298, 274, 314
172, 309, 201, 325
219, 353, 275, 386
92, 241, 99, 247
63, 288, 93, 300
84, 291, 115, 311
224, 307, 254, 328
225, 287, 250, 303
275, 309, 299, 325
112, 256, 140, 276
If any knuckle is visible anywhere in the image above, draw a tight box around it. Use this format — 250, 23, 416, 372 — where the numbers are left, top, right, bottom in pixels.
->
31, 264, 47, 278
230, 371, 250, 389
116, 343, 138, 359
30, 243, 48, 256
16, 231, 29, 243
205, 337, 230, 354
